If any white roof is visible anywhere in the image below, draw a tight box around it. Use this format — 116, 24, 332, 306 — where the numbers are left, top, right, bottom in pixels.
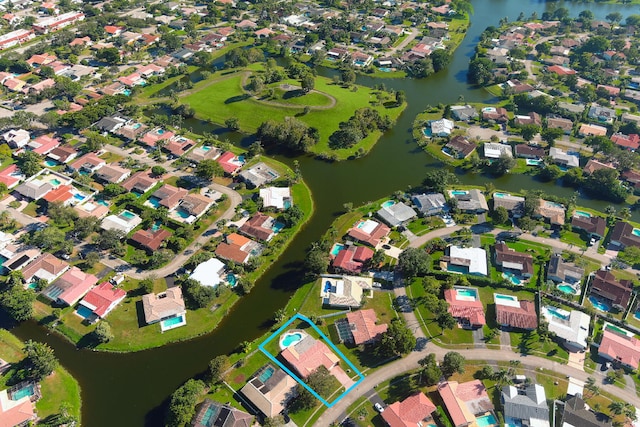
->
542, 307, 590, 350
100, 212, 141, 233
190, 258, 225, 287
566, 377, 584, 397
260, 187, 291, 210
449, 246, 487, 276
430, 118, 454, 135
484, 143, 513, 159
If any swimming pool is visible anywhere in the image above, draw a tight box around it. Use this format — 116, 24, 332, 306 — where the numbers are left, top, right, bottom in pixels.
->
176, 208, 191, 219
495, 294, 517, 301
27, 282, 38, 290
151, 220, 161, 232
456, 288, 478, 299
133, 123, 142, 129
633, 228, 640, 237
279, 331, 306, 349
575, 210, 591, 218
526, 159, 541, 166
379, 67, 392, 72
451, 190, 468, 196
76, 305, 94, 319
381, 200, 395, 208
202, 145, 211, 151
147, 196, 161, 208
606, 324, 632, 337
97, 199, 109, 206
44, 160, 57, 167
49, 178, 61, 186
259, 366, 275, 383
121, 210, 136, 220
11, 384, 35, 401
422, 128, 432, 137
476, 414, 497, 427
502, 272, 522, 285
544, 306, 569, 321
331, 243, 345, 256
589, 296, 611, 312
557, 284, 578, 295
122, 89, 131, 96
73, 194, 85, 201
226, 273, 236, 287
161, 315, 186, 331
200, 406, 216, 425
272, 222, 284, 233
157, 129, 165, 135
494, 192, 510, 198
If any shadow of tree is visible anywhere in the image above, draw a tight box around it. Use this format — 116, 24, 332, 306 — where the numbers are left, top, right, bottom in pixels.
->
225, 94, 251, 104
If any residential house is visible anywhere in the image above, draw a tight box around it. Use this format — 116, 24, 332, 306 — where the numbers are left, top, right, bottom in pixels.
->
240, 365, 297, 418
42, 185, 74, 205
514, 112, 542, 126
547, 117, 574, 134
542, 307, 590, 352
43, 267, 98, 306
187, 145, 221, 163
14, 180, 53, 201
28, 53, 57, 68
189, 257, 226, 288
180, 193, 214, 220
502, 385, 550, 427
150, 184, 188, 210
130, 228, 172, 252
347, 219, 390, 247
588, 106, 617, 124
74, 198, 110, 219
441, 246, 488, 276
494, 294, 537, 330
331, 245, 374, 274
68, 152, 105, 174
450, 189, 488, 213
94, 164, 130, 184
0, 165, 24, 189
0, 29, 34, 50
559, 102, 585, 115
549, 147, 579, 168
27, 135, 60, 156
514, 144, 545, 159
2, 247, 41, 272
536, 199, 566, 226
598, 327, 640, 371
622, 113, 640, 125
482, 107, 509, 123
320, 274, 373, 308
411, 193, 446, 216
100, 210, 142, 234
78, 282, 126, 319
583, 159, 615, 175
46, 144, 77, 165
140, 128, 174, 149
260, 187, 291, 210
33, 11, 85, 34
547, 255, 584, 284
610, 221, 640, 249
340, 309, 387, 346
483, 142, 513, 159
163, 136, 195, 158
571, 214, 606, 239
547, 65, 576, 76
559, 395, 612, 427
492, 193, 525, 218
142, 287, 185, 325
121, 171, 157, 195
445, 136, 476, 159
95, 115, 128, 133
579, 123, 608, 137
444, 286, 486, 329
216, 151, 244, 175
494, 242, 534, 279
2, 129, 30, 148
438, 380, 495, 427
611, 133, 640, 151
238, 162, 279, 188
376, 202, 417, 227
430, 118, 454, 137
450, 105, 478, 122
191, 399, 253, 427
21, 253, 69, 284
623, 170, 640, 189
215, 233, 258, 264
0, 386, 36, 426
382, 393, 436, 427
589, 270, 633, 310
240, 213, 276, 242
280, 335, 347, 384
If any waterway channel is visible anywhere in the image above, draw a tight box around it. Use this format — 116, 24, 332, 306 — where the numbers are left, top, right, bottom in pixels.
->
7, 1, 639, 426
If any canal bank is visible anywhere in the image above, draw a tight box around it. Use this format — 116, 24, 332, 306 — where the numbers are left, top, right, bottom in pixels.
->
7, 2, 639, 426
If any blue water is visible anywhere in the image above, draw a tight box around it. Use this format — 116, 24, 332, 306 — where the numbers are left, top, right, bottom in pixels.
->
381, 200, 395, 208
202, 145, 211, 151
557, 284, 576, 294
324, 280, 332, 292
44, 160, 57, 167
456, 289, 477, 298
495, 294, 517, 301
162, 315, 184, 328
45, 286, 64, 300
633, 228, 640, 237
451, 190, 468, 195
379, 67, 391, 72
11, 384, 35, 400
176, 208, 190, 219
545, 306, 569, 320
121, 210, 135, 219
96, 199, 109, 206
49, 178, 61, 186
147, 196, 161, 208
477, 414, 497, 427
502, 272, 522, 285
133, 123, 142, 129
151, 221, 161, 232
76, 305, 94, 319
157, 129, 165, 135
74, 194, 85, 201
201, 406, 216, 425
330, 243, 345, 256
575, 210, 591, 218
283, 199, 292, 209
123, 89, 131, 96
589, 295, 611, 312
238, 155, 245, 163
227, 274, 236, 287
132, 189, 143, 198
272, 222, 284, 233
259, 366, 275, 383
27, 282, 38, 290
422, 128, 432, 137
281, 332, 303, 347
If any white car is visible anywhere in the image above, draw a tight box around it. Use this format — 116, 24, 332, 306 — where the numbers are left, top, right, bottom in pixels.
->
374, 403, 384, 413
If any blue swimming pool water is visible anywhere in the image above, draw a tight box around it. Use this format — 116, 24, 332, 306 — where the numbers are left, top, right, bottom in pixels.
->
162, 315, 184, 328
44, 160, 57, 167
502, 272, 522, 285
451, 190, 468, 195
202, 145, 211, 151
589, 296, 611, 312
151, 220, 161, 232
456, 289, 477, 298
227, 274, 236, 287
557, 284, 577, 294
324, 280, 332, 292
495, 294, 517, 301
238, 155, 245, 163
494, 192, 509, 198
133, 123, 142, 129
575, 210, 591, 218
200, 406, 216, 426
283, 199, 292, 209
259, 366, 275, 383
74, 194, 85, 201
281, 332, 303, 347
476, 414, 497, 427
157, 129, 165, 135
272, 222, 284, 233
27, 282, 38, 290
447, 264, 469, 274
330, 243, 345, 256
633, 228, 640, 237
121, 210, 135, 220
76, 305, 94, 319
49, 178, 61, 186
11, 384, 35, 400
606, 324, 630, 336
379, 67, 392, 72
147, 196, 161, 208
526, 159, 541, 166
132, 189, 143, 198
381, 200, 395, 208
422, 128, 432, 137
97, 199, 109, 206
176, 208, 191, 219
545, 306, 569, 320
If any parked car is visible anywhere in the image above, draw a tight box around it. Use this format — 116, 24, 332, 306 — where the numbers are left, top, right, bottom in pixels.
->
374, 403, 384, 413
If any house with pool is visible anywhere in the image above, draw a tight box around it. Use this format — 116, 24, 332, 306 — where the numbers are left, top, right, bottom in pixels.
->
494, 242, 533, 283
42, 266, 98, 306
238, 162, 279, 188
598, 326, 640, 371
535, 199, 566, 226
376, 201, 417, 228
589, 270, 633, 312
130, 228, 172, 253
147, 184, 189, 211
411, 193, 447, 217
141, 287, 186, 331
444, 135, 476, 159
20, 252, 69, 285
0, 382, 38, 426
93, 163, 131, 184
448, 189, 488, 214
494, 294, 537, 331
239, 364, 297, 418
541, 306, 590, 352
437, 380, 495, 427
502, 384, 550, 427
175, 192, 215, 224
444, 286, 486, 329
101, 210, 142, 234
382, 392, 436, 427
215, 233, 261, 265
187, 144, 221, 163
320, 274, 373, 308
492, 193, 524, 218
547, 255, 584, 288
121, 171, 158, 196
239, 213, 278, 242
347, 219, 390, 247
68, 152, 106, 174
441, 246, 488, 276
331, 245, 374, 274
609, 221, 640, 249
191, 399, 253, 427
78, 281, 126, 320
74, 198, 110, 219
260, 186, 291, 211
571, 213, 606, 240
189, 257, 226, 288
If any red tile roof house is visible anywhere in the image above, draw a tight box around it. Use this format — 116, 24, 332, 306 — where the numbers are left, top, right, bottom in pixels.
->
140, 128, 175, 149
43, 266, 98, 306
347, 219, 390, 247
589, 270, 633, 311
344, 309, 387, 345
216, 151, 244, 175
444, 287, 486, 329
0, 164, 24, 189
121, 171, 157, 195
610, 221, 640, 249
78, 281, 126, 320
20, 252, 69, 284
598, 328, 640, 370
27, 134, 60, 155
0, 391, 37, 427
331, 245, 374, 274
382, 392, 436, 427
482, 107, 509, 123
623, 170, 640, 189
42, 184, 74, 205
130, 228, 172, 252
494, 242, 534, 279
494, 294, 537, 331
239, 213, 276, 242
163, 136, 195, 158
215, 233, 253, 264
571, 214, 606, 239
68, 152, 105, 173
438, 380, 495, 427
611, 132, 640, 151
583, 159, 615, 175
445, 136, 477, 159
150, 184, 188, 210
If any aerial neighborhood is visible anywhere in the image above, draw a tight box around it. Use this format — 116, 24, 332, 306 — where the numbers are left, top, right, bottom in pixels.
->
2, 1, 640, 427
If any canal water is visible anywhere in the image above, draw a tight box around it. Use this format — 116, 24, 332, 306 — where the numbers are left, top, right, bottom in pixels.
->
7, 1, 637, 426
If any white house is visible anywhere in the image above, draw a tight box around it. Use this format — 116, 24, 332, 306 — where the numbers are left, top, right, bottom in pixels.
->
189, 258, 226, 287
430, 118, 455, 137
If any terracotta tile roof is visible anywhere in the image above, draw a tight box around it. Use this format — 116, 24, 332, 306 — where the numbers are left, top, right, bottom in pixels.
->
180, 193, 213, 216
571, 214, 606, 237
347, 220, 390, 247
494, 242, 533, 276
50, 266, 98, 306
79, 282, 126, 318
611, 133, 640, 150
280, 336, 339, 378
131, 228, 172, 251
152, 184, 188, 210
47, 144, 77, 163
215, 233, 251, 264
445, 135, 477, 158
332, 246, 374, 273
216, 151, 243, 174
142, 287, 185, 324
345, 309, 387, 345
583, 159, 615, 175
121, 171, 157, 193
0, 398, 36, 426
69, 152, 104, 171
21, 252, 69, 282
438, 380, 492, 427
42, 184, 73, 203
590, 270, 633, 308
239, 213, 274, 241
610, 221, 640, 248
444, 288, 486, 326
495, 299, 537, 330
599, 329, 640, 368
382, 393, 436, 427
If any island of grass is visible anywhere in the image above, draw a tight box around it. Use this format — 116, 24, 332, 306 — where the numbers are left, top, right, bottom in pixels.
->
0, 330, 81, 424
31, 155, 314, 353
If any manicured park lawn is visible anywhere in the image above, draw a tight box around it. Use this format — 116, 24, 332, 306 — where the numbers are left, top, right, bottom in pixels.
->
0, 330, 82, 422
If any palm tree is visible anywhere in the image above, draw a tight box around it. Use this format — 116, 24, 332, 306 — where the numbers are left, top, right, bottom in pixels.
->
609, 401, 625, 416
619, 208, 632, 220
493, 369, 512, 388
